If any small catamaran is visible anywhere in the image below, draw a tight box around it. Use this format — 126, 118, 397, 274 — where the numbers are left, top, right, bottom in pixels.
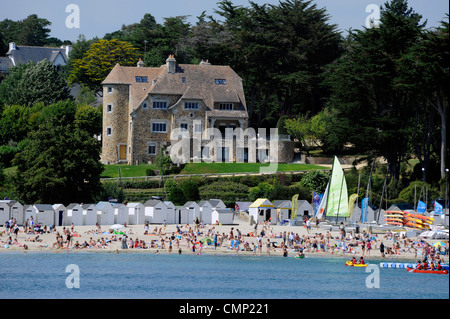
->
316, 156, 349, 222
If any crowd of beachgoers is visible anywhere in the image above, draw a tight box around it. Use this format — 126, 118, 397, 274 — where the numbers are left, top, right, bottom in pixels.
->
1, 215, 448, 265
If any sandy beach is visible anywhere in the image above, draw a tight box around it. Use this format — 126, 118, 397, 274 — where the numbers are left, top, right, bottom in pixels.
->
1, 217, 448, 264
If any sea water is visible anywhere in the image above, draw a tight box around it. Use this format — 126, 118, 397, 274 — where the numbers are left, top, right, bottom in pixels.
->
0, 251, 448, 299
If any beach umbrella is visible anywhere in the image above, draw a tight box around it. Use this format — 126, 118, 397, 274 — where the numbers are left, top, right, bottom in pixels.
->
110, 224, 125, 230
433, 241, 446, 247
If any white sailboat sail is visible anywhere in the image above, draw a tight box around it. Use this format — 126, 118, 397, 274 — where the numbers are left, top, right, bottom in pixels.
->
325, 156, 349, 218
316, 182, 329, 219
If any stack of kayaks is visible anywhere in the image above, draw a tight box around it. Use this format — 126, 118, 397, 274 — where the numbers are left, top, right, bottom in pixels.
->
383, 211, 433, 230
384, 211, 405, 226
403, 213, 433, 230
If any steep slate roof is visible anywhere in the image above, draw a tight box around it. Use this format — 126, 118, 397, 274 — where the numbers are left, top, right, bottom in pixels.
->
0, 57, 13, 73
6, 45, 68, 66
102, 59, 247, 117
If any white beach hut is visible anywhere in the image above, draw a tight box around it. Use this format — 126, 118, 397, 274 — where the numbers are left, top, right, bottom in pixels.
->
249, 198, 276, 225
209, 199, 226, 210
113, 203, 129, 225
198, 200, 213, 224
96, 202, 115, 225
0, 200, 24, 226
0, 201, 10, 225
34, 204, 55, 226
211, 208, 234, 225
52, 204, 67, 226
144, 200, 168, 224
175, 206, 190, 224
183, 201, 200, 224
67, 203, 83, 226
127, 203, 145, 225
163, 201, 176, 224
82, 204, 98, 226
273, 200, 292, 222
24, 205, 38, 223
297, 200, 314, 219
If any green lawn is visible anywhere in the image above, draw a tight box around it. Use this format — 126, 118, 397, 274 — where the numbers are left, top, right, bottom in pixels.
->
101, 162, 326, 178
179, 162, 326, 175
101, 164, 157, 178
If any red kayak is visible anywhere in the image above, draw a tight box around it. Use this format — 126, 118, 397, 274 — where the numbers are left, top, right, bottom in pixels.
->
406, 267, 448, 275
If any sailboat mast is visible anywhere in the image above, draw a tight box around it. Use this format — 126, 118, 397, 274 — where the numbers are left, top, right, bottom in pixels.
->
336, 171, 345, 224
325, 160, 334, 221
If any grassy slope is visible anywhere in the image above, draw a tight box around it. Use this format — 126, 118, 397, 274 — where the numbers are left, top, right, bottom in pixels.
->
180, 162, 326, 174
101, 163, 326, 178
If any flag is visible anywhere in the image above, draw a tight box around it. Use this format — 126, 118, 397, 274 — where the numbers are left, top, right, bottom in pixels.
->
291, 194, 299, 220
417, 200, 427, 214
348, 194, 358, 218
361, 197, 369, 223
312, 191, 322, 216
434, 201, 443, 215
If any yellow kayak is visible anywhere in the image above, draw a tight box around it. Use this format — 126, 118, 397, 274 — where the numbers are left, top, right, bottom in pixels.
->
345, 261, 368, 267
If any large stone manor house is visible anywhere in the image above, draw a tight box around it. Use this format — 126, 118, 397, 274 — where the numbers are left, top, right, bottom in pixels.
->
101, 55, 294, 165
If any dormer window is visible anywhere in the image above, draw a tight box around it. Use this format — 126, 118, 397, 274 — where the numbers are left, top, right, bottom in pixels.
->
136, 76, 148, 83
184, 102, 199, 110
215, 79, 227, 85
153, 101, 168, 109
219, 103, 233, 110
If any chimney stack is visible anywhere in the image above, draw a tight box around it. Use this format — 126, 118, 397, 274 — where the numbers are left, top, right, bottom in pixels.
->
137, 58, 145, 68
9, 42, 17, 52
166, 54, 176, 74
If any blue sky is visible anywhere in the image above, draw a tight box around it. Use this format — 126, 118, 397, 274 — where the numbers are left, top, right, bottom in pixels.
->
1, 0, 448, 42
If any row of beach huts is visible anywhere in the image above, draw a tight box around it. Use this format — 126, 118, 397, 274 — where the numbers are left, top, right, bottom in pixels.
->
0, 199, 235, 227
1, 197, 399, 227
1, 198, 319, 227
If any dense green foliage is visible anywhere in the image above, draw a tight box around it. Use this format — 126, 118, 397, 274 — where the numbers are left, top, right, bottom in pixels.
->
11, 100, 104, 204
0, 0, 448, 205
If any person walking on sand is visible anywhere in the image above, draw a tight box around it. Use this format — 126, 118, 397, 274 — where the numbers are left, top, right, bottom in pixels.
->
121, 235, 128, 249
380, 241, 385, 258
306, 219, 311, 234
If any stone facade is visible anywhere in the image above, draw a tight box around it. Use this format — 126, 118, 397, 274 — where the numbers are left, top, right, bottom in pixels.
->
101, 56, 294, 165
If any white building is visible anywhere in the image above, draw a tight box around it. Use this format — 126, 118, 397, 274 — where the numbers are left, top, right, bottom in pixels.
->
96, 202, 115, 226
249, 198, 276, 225
127, 203, 145, 225
67, 203, 83, 226
82, 204, 98, 226
34, 204, 55, 226
0, 200, 24, 226
52, 204, 67, 226
144, 200, 168, 224
164, 201, 176, 224
211, 208, 234, 225
183, 201, 200, 224
198, 200, 213, 224
175, 206, 190, 224
113, 203, 129, 225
